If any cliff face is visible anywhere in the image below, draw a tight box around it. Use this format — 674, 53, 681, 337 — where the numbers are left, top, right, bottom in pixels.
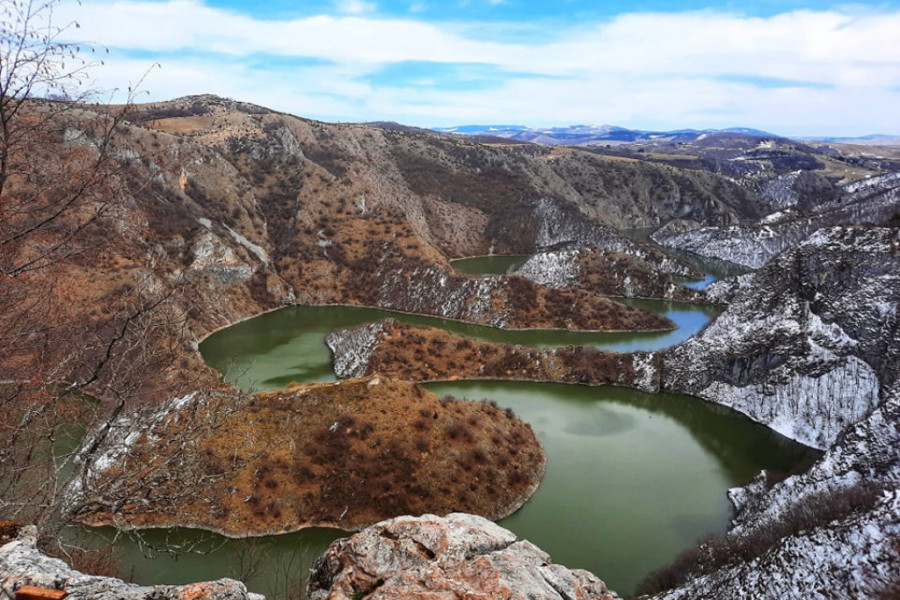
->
643, 226, 900, 599
652, 173, 900, 268
661, 227, 900, 450
514, 248, 705, 302
306, 513, 619, 600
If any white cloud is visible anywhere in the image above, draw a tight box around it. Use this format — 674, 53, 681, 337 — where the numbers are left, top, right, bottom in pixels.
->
55, 1, 900, 135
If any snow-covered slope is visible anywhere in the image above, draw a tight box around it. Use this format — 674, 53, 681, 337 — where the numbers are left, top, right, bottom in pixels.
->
663, 227, 900, 449
649, 226, 900, 599
652, 173, 900, 268
650, 388, 900, 600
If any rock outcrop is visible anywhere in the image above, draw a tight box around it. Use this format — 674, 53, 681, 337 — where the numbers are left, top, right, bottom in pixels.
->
0, 526, 262, 600
652, 173, 900, 268
524, 198, 703, 277
359, 261, 675, 331
661, 226, 900, 449
514, 247, 705, 302
642, 226, 900, 598
306, 513, 618, 600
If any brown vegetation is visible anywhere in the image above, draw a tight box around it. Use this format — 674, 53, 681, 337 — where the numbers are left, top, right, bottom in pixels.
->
353, 321, 659, 389
80, 378, 545, 535
576, 251, 706, 302
634, 480, 889, 596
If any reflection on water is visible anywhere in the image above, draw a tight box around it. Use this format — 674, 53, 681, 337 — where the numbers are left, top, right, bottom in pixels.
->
426, 381, 820, 595
66, 526, 343, 596
127, 294, 815, 598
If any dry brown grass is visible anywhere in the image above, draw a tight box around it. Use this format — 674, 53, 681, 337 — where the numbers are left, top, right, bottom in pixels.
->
82, 378, 545, 535
145, 116, 216, 135
360, 321, 656, 389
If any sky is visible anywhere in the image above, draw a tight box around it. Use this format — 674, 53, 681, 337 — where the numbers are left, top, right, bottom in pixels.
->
53, 0, 900, 136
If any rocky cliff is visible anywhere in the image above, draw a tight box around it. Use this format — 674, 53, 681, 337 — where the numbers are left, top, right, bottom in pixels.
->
640, 226, 900, 598
661, 226, 900, 450
652, 173, 900, 268
306, 513, 619, 600
1, 526, 261, 600
514, 247, 705, 302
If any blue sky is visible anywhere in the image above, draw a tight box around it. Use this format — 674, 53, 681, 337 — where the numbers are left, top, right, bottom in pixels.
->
59, 0, 900, 135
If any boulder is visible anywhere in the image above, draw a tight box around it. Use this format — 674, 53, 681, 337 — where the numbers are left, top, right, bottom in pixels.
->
0, 526, 262, 600
307, 513, 618, 600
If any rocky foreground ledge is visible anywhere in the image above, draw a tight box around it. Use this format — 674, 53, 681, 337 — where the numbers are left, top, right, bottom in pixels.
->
1, 516, 616, 600
307, 513, 619, 600
0, 526, 261, 600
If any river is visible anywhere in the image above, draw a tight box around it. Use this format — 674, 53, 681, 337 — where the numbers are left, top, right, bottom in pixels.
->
96, 261, 817, 598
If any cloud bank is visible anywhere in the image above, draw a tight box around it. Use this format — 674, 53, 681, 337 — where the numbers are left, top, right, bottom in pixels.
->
59, 0, 900, 135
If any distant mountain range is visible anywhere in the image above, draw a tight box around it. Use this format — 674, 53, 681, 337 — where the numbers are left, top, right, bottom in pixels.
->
430, 124, 900, 147
800, 134, 900, 146
430, 124, 780, 146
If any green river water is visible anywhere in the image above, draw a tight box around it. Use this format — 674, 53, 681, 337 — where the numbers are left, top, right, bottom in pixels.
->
91, 258, 817, 598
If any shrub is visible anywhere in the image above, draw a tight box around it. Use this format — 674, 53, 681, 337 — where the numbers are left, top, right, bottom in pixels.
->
635, 480, 888, 596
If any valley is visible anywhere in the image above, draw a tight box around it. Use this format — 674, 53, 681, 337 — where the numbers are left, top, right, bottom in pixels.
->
2, 93, 899, 600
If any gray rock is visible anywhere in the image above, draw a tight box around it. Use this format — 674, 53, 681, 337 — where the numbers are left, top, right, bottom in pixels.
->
648, 226, 900, 599
306, 513, 618, 600
326, 321, 387, 378
662, 226, 900, 449
0, 531, 262, 600
652, 172, 900, 268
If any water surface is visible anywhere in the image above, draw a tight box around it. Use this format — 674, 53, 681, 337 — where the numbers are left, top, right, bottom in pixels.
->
200, 302, 721, 392
426, 381, 818, 595
189, 301, 818, 597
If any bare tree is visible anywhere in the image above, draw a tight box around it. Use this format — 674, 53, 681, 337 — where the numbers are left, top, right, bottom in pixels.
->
0, 0, 210, 559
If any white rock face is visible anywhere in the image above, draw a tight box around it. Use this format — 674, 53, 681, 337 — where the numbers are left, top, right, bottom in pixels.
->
532, 198, 695, 276
225, 224, 269, 266
307, 513, 619, 600
0, 529, 261, 600
652, 491, 900, 600
663, 227, 900, 449
189, 230, 254, 284
651, 226, 900, 599
373, 265, 511, 328
515, 250, 581, 289
326, 322, 386, 378
652, 172, 900, 267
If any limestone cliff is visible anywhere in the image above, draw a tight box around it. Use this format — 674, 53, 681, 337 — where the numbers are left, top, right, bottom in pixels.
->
652, 173, 900, 268
642, 226, 900, 598
306, 513, 619, 600
661, 226, 900, 450
514, 247, 705, 302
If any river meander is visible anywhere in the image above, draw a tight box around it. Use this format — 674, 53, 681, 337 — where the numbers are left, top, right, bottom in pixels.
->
98, 282, 818, 597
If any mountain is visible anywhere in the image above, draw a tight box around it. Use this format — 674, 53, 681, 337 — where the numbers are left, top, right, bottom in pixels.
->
5, 92, 900, 599
432, 124, 780, 146
801, 133, 900, 146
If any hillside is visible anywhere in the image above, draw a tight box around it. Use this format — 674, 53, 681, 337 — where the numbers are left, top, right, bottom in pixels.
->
4, 93, 900, 598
